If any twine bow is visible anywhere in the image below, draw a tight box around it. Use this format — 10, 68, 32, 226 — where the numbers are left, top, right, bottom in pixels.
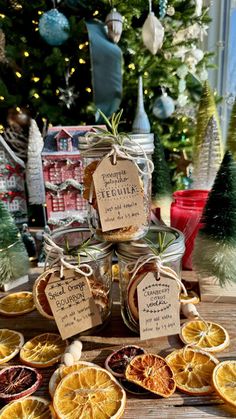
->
126, 254, 188, 296
44, 234, 93, 278
85, 131, 154, 178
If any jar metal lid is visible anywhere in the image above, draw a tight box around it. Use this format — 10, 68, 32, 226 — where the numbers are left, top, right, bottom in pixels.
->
116, 225, 185, 262
48, 227, 113, 263
79, 133, 154, 155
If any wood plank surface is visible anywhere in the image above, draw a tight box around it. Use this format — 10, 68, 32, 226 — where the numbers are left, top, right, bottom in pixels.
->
0, 269, 236, 418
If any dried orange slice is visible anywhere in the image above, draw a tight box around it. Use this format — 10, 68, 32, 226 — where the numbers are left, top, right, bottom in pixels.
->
105, 345, 146, 378
127, 275, 143, 321
0, 329, 24, 364
53, 366, 126, 419
213, 360, 236, 407
180, 320, 230, 352
125, 354, 176, 397
20, 333, 67, 368
166, 347, 218, 395
180, 291, 200, 305
49, 361, 97, 397
0, 396, 53, 418
0, 365, 42, 402
33, 269, 58, 320
0, 292, 35, 316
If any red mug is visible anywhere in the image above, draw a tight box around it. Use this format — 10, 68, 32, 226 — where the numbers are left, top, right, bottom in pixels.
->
171, 190, 208, 270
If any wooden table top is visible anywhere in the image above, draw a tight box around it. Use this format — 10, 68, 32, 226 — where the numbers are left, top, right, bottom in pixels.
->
0, 269, 236, 419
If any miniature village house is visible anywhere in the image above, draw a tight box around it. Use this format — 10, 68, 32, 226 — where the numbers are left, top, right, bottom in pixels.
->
42, 126, 95, 227
0, 135, 27, 225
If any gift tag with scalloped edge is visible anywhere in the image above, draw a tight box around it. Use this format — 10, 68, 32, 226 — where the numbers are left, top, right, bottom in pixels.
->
137, 271, 180, 340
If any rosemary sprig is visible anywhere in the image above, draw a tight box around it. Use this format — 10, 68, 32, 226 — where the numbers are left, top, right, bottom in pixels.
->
63, 235, 101, 265
145, 233, 176, 256
88, 109, 130, 147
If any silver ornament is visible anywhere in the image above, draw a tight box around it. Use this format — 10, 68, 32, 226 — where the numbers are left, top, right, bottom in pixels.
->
58, 86, 79, 109
105, 8, 123, 44
178, 79, 186, 93
132, 76, 150, 134
176, 64, 189, 79
164, 51, 172, 60
167, 6, 175, 16
142, 12, 164, 55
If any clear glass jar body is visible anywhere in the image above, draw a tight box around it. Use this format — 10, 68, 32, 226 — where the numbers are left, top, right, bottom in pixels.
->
47, 228, 113, 334
116, 226, 185, 333
83, 155, 152, 242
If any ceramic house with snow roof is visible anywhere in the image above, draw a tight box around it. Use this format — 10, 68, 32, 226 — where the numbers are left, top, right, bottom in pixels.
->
42, 126, 101, 227
0, 135, 27, 225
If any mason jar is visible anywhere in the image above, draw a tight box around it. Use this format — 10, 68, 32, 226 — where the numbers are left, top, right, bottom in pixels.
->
116, 225, 185, 333
79, 133, 154, 242
44, 227, 113, 333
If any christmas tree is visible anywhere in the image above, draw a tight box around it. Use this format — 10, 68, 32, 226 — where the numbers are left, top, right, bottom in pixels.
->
226, 99, 236, 159
152, 134, 172, 222
192, 115, 223, 190
193, 81, 222, 167
0, 0, 212, 187
0, 200, 29, 285
193, 151, 236, 286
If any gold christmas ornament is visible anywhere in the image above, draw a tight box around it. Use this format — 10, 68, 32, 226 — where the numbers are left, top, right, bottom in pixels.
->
142, 12, 164, 54
105, 8, 123, 44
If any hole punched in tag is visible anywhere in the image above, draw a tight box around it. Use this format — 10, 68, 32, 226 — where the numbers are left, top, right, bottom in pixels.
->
155, 271, 161, 282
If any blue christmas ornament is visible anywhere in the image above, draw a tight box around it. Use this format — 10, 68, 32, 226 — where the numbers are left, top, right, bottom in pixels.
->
153, 93, 175, 119
39, 9, 70, 46
159, 0, 168, 19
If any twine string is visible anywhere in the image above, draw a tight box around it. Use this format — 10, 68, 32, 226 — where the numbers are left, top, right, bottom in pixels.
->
84, 131, 154, 177
126, 254, 188, 296
43, 234, 93, 277
85, 133, 154, 206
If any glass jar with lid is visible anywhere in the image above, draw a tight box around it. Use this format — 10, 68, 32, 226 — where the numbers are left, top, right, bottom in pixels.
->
44, 227, 113, 333
80, 132, 154, 242
116, 225, 185, 333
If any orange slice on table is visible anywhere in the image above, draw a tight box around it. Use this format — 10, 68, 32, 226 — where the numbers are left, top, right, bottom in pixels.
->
0, 329, 24, 364
20, 333, 67, 368
166, 347, 219, 395
0, 292, 35, 316
33, 269, 58, 320
180, 320, 230, 353
0, 396, 54, 418
213, 360, 236, 407
180, 290, 200, 305
53, 367, 126, 419
125, 353, 176, 397
0, 365, 42, 402
49, 361, 98, 397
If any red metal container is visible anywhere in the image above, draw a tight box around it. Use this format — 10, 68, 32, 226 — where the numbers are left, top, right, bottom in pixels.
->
171, 190, 208, 270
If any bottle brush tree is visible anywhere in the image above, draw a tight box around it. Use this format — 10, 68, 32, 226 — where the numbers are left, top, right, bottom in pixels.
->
193, 151, 236, 286
0, 200, 29, 285
226, 99, 236, 159
193, 81, 222, 168
152, 134, 172, 224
